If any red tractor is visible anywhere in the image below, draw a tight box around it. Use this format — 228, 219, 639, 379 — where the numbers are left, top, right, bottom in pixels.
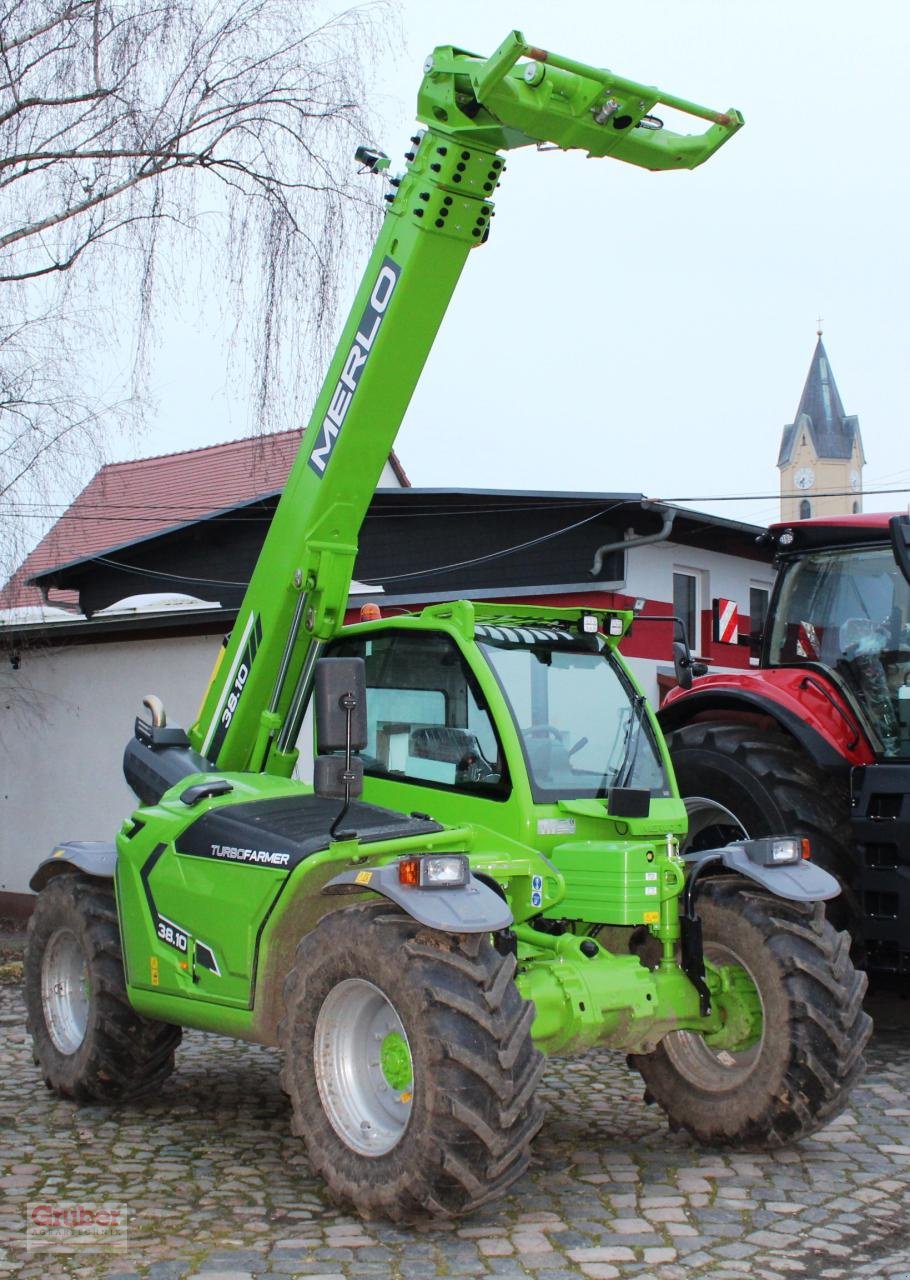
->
660, 511, 910, 978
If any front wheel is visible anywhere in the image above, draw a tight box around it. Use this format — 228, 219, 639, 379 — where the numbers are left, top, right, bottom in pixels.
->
279, 902, 544, 1221
629, 877, 870, 1147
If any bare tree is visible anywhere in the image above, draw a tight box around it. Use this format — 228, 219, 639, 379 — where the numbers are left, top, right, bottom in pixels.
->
0, 0, 392, 585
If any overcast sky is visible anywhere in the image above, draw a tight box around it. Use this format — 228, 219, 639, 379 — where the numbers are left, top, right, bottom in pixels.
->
140, 0, 909, 529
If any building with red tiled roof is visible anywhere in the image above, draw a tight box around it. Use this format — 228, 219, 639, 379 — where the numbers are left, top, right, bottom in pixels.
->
1, 431, 409, 612
0, 472, 776, 913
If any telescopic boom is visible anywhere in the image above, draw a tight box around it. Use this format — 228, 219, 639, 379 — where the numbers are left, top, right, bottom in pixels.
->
189, 31, 742, 775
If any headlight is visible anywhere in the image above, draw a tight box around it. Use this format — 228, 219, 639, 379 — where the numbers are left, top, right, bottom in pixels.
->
744, 836, 807, 867
398, 854, 470, 888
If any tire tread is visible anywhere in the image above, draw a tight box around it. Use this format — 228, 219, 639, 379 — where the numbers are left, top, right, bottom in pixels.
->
280, 902, 544, 1221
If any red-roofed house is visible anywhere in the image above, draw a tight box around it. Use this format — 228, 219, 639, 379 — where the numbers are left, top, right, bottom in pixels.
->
1, 431, 409, 613
0, 437, 775, 916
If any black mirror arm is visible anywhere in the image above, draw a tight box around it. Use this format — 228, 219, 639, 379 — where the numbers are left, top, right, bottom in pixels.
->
329, 690, 358, 840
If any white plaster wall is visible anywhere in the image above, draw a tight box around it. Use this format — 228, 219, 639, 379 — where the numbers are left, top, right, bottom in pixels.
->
0, 633, 222, 896
626, 540, 775, 614
0, 535, 774, 898
622, 539, 775, 703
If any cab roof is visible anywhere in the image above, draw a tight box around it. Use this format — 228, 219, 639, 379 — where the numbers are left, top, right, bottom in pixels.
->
767, 511, 899, 554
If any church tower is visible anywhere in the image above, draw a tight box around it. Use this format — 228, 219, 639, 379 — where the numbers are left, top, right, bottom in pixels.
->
778, 332, 865, 521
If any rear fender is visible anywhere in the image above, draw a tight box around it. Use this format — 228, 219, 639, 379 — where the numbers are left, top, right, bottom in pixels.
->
659, 676, 874, 769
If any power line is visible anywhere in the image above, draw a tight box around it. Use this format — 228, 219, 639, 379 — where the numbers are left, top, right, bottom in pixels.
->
71, 504, 628, 592
660, 485, 910, 504
92, 557, 245, 589
4, 483, 910, 521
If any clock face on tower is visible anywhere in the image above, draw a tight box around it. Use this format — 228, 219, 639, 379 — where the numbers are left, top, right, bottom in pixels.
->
794, 466, 815, 490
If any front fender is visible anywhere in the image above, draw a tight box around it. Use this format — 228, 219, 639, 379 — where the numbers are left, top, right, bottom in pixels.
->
323, 865, 513, 933
683, 842, 840, 903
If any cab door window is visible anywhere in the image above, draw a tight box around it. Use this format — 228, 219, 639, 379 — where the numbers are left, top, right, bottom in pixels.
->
326, 631, 508, 795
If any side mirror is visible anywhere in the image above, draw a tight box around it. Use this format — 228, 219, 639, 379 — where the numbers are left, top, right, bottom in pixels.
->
314, 754, 364, 799
672, 619, 708, 690
890, 515, 910, 587
314, 657, 367, 753
672, 640, 694, 690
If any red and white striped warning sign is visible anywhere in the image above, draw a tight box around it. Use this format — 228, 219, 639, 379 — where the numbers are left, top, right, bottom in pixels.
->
713, 598, 739, 645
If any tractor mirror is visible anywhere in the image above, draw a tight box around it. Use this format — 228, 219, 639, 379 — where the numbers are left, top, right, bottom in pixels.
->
672, 640, 694, 690
890, 515, 910, 587
315, 658, 368, 753
314, 754, 364, 800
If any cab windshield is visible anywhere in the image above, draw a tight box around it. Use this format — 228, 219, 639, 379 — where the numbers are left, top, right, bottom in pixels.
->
768, 545, 910, 757
477, 626, 671, 803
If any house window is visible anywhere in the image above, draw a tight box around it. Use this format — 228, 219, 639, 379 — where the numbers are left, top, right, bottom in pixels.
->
750, 585, 770, 638
799, 498, 812, 519
673, 571, 699, 652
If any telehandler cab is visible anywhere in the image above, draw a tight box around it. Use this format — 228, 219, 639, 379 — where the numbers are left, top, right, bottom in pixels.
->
25, 32, 870, 1222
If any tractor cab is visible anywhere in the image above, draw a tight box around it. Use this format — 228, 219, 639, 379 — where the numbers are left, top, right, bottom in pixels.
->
764, 513, 910, 758
325, 601, 683, 856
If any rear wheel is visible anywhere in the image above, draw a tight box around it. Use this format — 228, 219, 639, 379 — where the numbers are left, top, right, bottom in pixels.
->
25, 873, 181, 1102
630, 877, 870, 1146
667, 721, 859, 932
279, 902, 544, 1221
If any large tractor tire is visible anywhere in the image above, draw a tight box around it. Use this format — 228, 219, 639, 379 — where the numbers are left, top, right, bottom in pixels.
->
279, 901, 545, 1222
630, 877, 870, 1146
666, 721, 860, 932
25, 873, 181, 1102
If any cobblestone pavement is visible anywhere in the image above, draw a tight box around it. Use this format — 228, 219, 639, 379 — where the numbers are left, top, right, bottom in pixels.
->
1, 980, 908, 1280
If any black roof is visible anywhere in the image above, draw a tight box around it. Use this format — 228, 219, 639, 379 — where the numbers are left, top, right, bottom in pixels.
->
5, 488, 771, 638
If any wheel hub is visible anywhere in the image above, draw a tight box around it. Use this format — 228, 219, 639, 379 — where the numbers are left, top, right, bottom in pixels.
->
662, 940, 765, 1089
703, 959, 764, 1052
379, 1031, 413, 1092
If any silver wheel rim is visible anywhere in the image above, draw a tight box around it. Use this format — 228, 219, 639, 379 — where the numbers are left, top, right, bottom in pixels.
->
41, 928, 91, 1055
683, 795, 749, 852
313, 978, 413, 1157
662, 939, 765, 1089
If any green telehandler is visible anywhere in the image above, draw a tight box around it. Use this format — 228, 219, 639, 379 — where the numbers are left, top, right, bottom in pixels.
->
25, 33, 870, 1222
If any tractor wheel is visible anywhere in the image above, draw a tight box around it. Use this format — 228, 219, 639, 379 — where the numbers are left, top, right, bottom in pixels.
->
666, 722, 859, 932
629, 877, 870, 1147
279, 901, 545, 1222
25, 873, 181, 1102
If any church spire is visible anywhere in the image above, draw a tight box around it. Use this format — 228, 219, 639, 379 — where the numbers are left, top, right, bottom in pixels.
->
778, 333, 865, 520
778, 335, 863, 467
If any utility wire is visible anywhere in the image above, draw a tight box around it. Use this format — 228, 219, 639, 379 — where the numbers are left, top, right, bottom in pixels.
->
79, 503, 627, 591
356, 504, 626, 585
5, 485, 910, 521
92, 557, 246, 589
